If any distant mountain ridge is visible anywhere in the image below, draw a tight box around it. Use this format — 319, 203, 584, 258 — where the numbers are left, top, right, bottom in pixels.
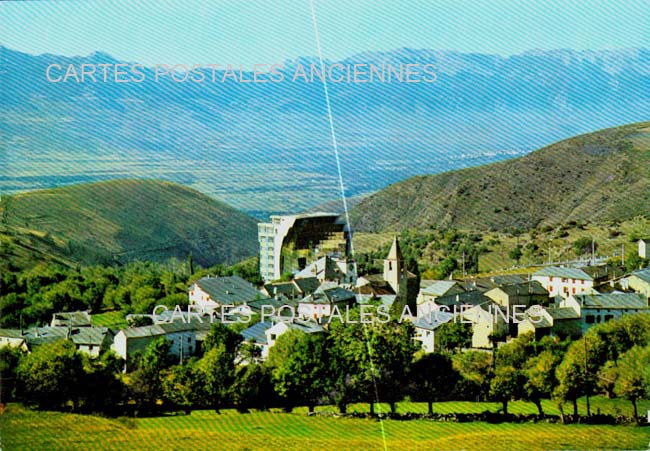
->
0, 179, 259, 267
2, 46, 650, 217
349, 122, 650, 232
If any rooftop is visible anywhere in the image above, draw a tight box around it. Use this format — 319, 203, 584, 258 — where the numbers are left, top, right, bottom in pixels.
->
194, 276, 266, 305
533, 266, 593, 280
573, 293, 648, 309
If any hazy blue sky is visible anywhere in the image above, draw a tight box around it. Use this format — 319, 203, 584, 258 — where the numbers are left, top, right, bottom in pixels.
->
1, 0, 649, 66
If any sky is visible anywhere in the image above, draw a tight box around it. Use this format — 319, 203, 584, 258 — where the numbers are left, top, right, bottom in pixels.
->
1, 0, 649, 67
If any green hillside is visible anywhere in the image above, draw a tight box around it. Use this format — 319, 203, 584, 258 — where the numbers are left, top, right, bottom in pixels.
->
0, 179, 258, 268
350, 121, 650, 232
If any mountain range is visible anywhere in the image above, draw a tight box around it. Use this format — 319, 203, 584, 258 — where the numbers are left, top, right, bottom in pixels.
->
2, 46, 650, 218
350, 121, 650, 232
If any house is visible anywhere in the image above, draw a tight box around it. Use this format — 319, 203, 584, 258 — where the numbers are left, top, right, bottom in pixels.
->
581, 264, 621, 285
532, 266, 594, 298
470, 275, 529, 292
517, 306, 581, 340
485, 281, 549, 335
0, 326, 114, 356
639, 238, 650, 260
240, 320, 273, 363
417, 280, 465, 304
188, 275, 267, 313
562, 292, 649, 333
412, 309, 454, 353
0, 329, 28, 351
112, 321, 212, 368
485, 281, 549, 310
263, 320, 324, 359
460, 304, 508, 349
51, 311, 92, 327
355, 275, 396, 296
294, 255, 355, 283
622, 267, 650, 300
262, 277, 320, 301
417, 289, 491, 318
297, 286, 357, 320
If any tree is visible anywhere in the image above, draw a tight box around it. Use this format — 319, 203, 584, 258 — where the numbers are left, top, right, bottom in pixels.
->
614, 346, 650, 424
360, 321, 417, 414
16, 340, 85, 410
162, 360, 201, 414
522, 350, 560, 415
452, 350, 493, 401
203, 322, 242, 357
573, 237, 596, 257
489, 364, 521, 415
0, 346, 24, 402
266, 330, 329, 413
438, 257, 457, 279
509, 245, 523, 264
196, 342, 236, 412
436, 322, 472, 352
410, 353, 459, 415
230, 363, 276, 412
80, 351, 125, 413
129, 337, 173, 411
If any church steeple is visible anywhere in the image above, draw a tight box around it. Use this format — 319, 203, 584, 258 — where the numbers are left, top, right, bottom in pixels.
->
384, 236, 404, 293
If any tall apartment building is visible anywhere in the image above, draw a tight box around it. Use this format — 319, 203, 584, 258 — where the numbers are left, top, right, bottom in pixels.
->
258, 213, 352, 282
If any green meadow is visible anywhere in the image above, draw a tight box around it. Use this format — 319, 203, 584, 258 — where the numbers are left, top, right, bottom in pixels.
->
3, 400, 649, 451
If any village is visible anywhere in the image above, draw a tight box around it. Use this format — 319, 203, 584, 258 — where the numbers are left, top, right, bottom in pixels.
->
2, 212, 650, 369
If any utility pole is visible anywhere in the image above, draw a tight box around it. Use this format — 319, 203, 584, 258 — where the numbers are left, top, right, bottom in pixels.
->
462, 251, 466, 277
621, 243, 625, 266
591, 238, 595, 265
584, 336, 591, 417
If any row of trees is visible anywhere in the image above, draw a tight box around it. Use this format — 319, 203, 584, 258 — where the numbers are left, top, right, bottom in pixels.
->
5, 312, 650, 421
487, 313, 650, 423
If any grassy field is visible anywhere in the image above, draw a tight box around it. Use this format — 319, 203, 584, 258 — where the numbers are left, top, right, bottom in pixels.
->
3, 401, 649, 451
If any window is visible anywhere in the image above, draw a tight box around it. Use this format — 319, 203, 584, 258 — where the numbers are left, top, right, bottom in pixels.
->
270, 334, 277, 340
187, 337, 191, 343
604, 314, 614, 321
586, 315, 595, 324
572, 288, 576, 294
549, 285, 553, 292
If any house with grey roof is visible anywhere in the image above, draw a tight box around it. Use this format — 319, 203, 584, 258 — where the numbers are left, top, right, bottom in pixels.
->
240, 320, 273, 362
518, 306, 581, 340
51, 311, 92, 328
412, 309, 454, 353
0, 326, 114, 356
112, 321, 212, 369
532, 266, 595, 298
0, 329, 28, 351
622, 267, 650, 300
562, 292, 649, 333
189, 275, 267, 313
263, 319, 325, 359
297, 286, 357, 321
262, 276, 320, 301
417, 280, 465, 304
